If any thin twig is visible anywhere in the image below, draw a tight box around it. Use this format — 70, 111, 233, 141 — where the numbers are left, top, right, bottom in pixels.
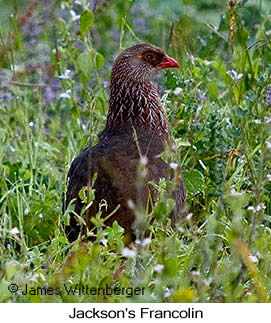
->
6, 81, 61, 89
166, 20, 175, 51
88, 0, 100, 12
204, 23, 228, 42
38, 0, 59, 26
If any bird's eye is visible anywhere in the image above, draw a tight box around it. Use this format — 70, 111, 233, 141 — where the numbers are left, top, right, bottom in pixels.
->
145, 53, 156, 61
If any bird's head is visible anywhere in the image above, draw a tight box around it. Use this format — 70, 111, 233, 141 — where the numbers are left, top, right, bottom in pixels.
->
111, 43, 179, 82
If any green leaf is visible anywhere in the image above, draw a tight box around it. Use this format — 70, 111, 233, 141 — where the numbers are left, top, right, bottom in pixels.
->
183, 169, 204, 198
111, 220, 125, 234
152, 201, 167, 220
0, 280, 11, 302
78, 186, 95, 204
165, 70, 178, 89
80, 9, 94, 39
208, 82, 219, 99
3, 161, 22, 181
164, 258, 179, 277
105, 221, 125, 245
77, 51, 93, 79
95, 52, 104, 70
11, 15, 24, 53
236, 26, 249, 47
5, 261, 20, 280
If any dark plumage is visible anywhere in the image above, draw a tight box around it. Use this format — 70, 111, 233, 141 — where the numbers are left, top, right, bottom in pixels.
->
65, 43, 186, 243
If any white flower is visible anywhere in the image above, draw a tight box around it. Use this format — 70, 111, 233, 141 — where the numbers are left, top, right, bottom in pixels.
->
184, 79, 194, 87
135, 238, 151, 247
247, 206, 255, 212
266, 141, 271, 149
70, 10, 80, 21
140, 155, 148, 165
154, 264, 164, 272
164, 287, 173, 298
264, 116, 271, 123
169, 162, 178, 170
188, 55, 195, 64
230, 188, 244, 196
173, 87, 183, 95
196, 89, 206, 102
267, 174, 271, 181
191, 271, 200, 277
101, 238, 108, 246
253, 119, 262, 124
127, 199, 135, 209
27, 273, 39, 282
59, 89, 71, 99
247, 203, 266, 213
186, 213, 193, 220
227, 69, 243, 80
26, 273, 46, 282
249, 255, 258, 263
238, 157, 245, 164
59, 69, 71, 79
121, 247, 136, 258
256, 203, 266, 212
10, 227, 20, 235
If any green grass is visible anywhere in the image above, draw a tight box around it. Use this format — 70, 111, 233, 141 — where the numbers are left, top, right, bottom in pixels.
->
0, 0, 271, 303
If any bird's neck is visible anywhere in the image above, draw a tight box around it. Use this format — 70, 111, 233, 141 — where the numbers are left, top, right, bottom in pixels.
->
106, 76, 168, 138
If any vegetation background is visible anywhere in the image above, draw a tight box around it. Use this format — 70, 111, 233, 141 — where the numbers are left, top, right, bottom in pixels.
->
0, 0, 271, 302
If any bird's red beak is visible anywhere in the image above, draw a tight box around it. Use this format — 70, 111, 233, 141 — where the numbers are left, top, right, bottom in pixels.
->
158, 55, 179, 69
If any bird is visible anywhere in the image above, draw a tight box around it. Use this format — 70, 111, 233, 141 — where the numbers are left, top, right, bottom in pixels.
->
64, 43, 186, 243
